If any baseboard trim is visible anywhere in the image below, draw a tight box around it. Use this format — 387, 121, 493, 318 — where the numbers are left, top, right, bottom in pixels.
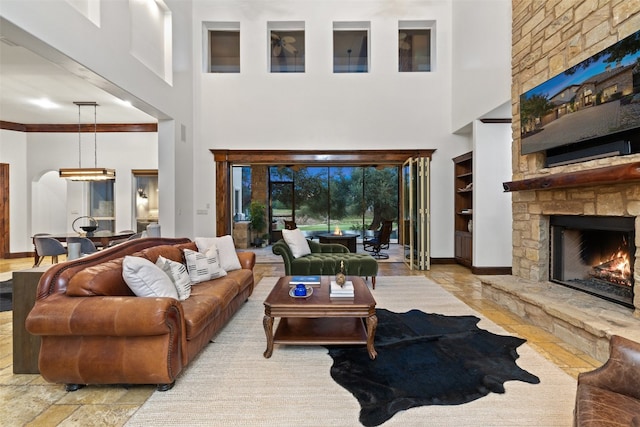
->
471, 266, 512, 275
430, 258, 456, 264
3, 252, 32, 259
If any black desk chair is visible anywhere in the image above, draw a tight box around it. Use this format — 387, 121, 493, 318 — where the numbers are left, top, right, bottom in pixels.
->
363, 220, 393, 259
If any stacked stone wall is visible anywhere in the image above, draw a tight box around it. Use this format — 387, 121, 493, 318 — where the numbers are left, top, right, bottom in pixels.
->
511, 0, 640, 286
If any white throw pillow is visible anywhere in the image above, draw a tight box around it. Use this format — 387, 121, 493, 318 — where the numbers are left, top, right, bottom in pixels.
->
122, 255, 179, 299
195, 235, 242, 272
183, 248, 227, 284
194, 237, 216, 254
156, 255, 192, 301
282, 228, 311, 258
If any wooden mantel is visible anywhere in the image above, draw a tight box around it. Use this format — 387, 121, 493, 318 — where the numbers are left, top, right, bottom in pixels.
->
503, 161, 640, 192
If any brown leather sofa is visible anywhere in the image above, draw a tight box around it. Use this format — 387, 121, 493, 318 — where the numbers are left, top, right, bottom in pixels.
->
26, 237, 255, 392
573, 335, 640, 426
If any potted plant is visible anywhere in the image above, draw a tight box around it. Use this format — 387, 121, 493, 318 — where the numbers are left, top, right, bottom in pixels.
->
249, 201, 267, 247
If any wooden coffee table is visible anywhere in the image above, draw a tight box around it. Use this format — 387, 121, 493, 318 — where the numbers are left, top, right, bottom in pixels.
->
263, 276, 377, 359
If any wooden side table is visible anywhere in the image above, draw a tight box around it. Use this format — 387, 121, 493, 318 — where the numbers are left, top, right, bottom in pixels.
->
13, 267, 47, 374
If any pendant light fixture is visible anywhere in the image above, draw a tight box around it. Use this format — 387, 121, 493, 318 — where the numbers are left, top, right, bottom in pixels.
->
59, 101, 116, 181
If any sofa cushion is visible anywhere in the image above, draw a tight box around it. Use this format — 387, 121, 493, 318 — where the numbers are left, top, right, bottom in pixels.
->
156, 255, 192, 300
180, 278, 240, 339
290, 252, 378, 277
195, 235, 242, 272
282, 228, 311, 258
575, 384, 640, 426
183, 248, 227, 283
223, 268, 254, 294
67, 257, 135, 297
122, 256, 179, 299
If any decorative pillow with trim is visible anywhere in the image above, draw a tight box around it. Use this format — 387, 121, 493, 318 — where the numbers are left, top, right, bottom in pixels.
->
183, 248, 227, 284
122, 255, 179, 299
195, 235, 242, 272
282, 228, 311, 258
156, 255, 192, 300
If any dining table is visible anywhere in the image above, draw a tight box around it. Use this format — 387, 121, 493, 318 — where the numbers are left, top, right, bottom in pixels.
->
32, 231, 135, 266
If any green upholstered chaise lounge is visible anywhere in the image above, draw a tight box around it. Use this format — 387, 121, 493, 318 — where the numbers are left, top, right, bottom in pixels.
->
272, 238, 378, 288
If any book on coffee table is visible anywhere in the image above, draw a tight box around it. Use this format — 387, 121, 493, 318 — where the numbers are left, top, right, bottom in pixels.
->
330, 280, 354, 298
289, 275, 322, 286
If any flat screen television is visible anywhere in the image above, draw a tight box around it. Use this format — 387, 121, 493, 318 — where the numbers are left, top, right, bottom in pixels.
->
520, 28, 640, 165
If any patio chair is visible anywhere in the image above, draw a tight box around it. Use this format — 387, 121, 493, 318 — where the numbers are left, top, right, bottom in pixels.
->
363, 220, 393, 259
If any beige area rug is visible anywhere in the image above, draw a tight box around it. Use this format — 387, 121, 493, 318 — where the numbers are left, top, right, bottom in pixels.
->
125, 276, 576, 426
249, 243, 404, 264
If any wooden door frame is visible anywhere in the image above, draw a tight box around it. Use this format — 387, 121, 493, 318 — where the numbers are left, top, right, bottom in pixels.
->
211, 149, 435, 236
0, 163, 9, 258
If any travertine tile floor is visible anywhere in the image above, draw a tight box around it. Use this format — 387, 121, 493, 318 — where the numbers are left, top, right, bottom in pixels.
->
0, 251, 601, 426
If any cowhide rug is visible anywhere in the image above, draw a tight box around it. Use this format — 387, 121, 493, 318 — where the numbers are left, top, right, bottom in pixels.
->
326, 309, 540, 426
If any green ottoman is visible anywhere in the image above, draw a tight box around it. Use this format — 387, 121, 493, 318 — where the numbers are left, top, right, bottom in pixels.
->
272, 239, 379, 288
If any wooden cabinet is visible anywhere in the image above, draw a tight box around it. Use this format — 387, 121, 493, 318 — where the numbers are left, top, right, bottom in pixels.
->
13, 267, 47, 374
453, 152, 473, 267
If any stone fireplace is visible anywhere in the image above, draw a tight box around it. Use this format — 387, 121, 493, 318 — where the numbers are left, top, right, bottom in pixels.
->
505, 155, 640, 317
486, 1, 640, 362
480, 156, 640, 361
549, 215, 635, 308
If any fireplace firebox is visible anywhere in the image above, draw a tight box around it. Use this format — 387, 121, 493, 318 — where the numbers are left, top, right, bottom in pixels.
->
550, 216, 635, 308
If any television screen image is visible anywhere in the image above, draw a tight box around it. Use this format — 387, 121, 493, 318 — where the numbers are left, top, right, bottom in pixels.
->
520, 29, 640, 156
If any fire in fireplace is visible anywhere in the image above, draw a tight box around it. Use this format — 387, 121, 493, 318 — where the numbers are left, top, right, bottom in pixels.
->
550, 216, 635, 308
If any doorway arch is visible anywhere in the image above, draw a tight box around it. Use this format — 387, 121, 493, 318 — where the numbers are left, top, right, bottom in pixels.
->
32, 170, 67, 235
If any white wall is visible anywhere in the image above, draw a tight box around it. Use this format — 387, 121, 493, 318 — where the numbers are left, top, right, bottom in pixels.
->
451, 0, 511, 132
1, 0, 514, 259
10, 131, 157, 253
472, 120, 512, 267
192, 0, 474, 257
32, 171, 66, 236
0, 0, 195, 242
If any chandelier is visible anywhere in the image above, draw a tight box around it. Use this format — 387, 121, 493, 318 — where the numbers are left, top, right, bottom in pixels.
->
59, 101, 115, 181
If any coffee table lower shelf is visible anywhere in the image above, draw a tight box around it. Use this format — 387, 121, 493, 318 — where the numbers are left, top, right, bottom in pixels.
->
273, 317, 367, 346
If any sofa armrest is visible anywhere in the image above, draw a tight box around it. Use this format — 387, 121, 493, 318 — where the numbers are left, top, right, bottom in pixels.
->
272, 239, 294, 260
26, 293, 184, 337
578, 335, 640, 400
237, 251, 256, 270
308, 239, 349, 254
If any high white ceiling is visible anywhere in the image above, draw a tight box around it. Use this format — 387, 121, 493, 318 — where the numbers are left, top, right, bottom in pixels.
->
0, 41, 157, 125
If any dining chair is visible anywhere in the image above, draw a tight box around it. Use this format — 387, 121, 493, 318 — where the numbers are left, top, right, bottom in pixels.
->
66, 237, 98, 256
106, 230, 138, 247
146, 223, 161, 237
34, 237, 67, 266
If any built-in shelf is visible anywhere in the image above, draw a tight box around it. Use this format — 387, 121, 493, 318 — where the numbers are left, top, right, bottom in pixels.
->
453, 152, 473, 267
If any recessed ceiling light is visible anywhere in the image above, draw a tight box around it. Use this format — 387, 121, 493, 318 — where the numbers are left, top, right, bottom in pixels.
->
31, 98, 60, 109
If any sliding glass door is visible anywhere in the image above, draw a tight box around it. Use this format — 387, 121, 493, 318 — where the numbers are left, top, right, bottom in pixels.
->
402, 157, 430, 270
268, 165, 399, 241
